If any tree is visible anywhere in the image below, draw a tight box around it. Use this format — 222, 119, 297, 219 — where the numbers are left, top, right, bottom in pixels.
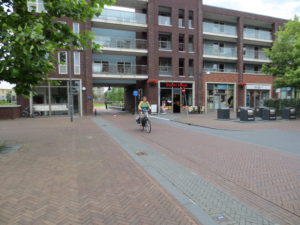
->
6, 91, 12, 103
263, 16, 300, 89
105, 88, 124, 103
0, 0, 114, 95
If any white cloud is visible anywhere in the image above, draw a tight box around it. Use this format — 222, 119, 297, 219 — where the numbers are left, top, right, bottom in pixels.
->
0, 81, 15, 89
203, 0, 300, 19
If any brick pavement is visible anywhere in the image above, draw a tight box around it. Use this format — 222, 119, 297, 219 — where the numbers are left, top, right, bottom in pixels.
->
0, 117, 202, 225
101, 113, 300, 225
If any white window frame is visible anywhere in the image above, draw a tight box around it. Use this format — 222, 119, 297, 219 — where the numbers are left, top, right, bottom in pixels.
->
73, 52, 81, 75
73, 23, 80, 34
58, 51, 68, 74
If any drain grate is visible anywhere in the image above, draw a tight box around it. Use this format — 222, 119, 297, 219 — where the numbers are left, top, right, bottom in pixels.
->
136, 151, 147, 156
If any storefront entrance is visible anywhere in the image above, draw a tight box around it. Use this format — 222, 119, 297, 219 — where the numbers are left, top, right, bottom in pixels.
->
206, 83, 235, 111
245, 84, 271, 108
159, 82, 193, 113
31, 80, 82, 116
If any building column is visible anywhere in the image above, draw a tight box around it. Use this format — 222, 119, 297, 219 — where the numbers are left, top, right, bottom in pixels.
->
237, 16, 245, 107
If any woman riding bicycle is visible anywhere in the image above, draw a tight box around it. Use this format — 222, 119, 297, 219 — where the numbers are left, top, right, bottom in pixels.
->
136, 96, 151, 124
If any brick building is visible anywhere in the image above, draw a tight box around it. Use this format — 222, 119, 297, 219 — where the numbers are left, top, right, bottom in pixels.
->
20, 0, 287, 116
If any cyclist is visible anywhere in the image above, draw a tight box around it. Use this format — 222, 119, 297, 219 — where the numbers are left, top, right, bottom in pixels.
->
136, 96, 151, 123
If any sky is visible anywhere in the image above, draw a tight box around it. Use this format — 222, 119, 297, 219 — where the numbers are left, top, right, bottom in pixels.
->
203, 0, 300, 19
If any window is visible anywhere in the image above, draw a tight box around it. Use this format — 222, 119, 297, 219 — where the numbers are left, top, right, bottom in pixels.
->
159, 32, 172, 50
219, 64, 225, 72
117, 62, 131, 74
158, 6, 172, 26
58, 51, 68, 74
93, 61, 109, 73
179, 58, 185, 76
159, 57, 172, 75
73, 23, 80, 34
189, 59, 194, 76
178, 9, 185, 28
73, 52, 80, 75
179, 34, 185, 51
58, 21, 67, 24
188, 11, 194, 28
188, 35, 194, 52
27, 0, 45, 13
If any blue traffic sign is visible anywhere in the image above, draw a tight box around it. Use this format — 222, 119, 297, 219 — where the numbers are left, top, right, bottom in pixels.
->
132, 90, 139, 96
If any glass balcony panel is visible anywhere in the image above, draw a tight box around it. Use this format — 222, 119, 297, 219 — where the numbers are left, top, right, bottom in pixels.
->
95, 9, 147, 25
94, 36, 147, 50
203, 22, 237, 36
204, 67, 237, 73
159, 16, 171, 26
204, 46, 237, 58
93, 63, 147, 75
244, 28, 272, 40
244, 50, 269, 60
159, 66, 172, 75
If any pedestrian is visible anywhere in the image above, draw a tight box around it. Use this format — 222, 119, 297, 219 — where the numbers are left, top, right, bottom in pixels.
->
105, 99, 108, 109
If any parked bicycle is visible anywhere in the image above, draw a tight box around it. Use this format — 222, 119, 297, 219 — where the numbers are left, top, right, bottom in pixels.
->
21, 107, 41, 118
137, 109, 151, 133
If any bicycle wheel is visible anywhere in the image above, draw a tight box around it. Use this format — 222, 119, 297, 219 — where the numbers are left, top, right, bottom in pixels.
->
144, 119, 151, 133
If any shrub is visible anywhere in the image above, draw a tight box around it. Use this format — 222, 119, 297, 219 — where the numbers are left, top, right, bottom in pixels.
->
264, 99, 300, 116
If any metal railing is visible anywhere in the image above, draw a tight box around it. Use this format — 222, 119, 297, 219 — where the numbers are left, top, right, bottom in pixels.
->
159, 66, 172, 75
204, 46, 237, 58
94, 36, 147, 50
159, 41, 172, 50
203, 22, 237, 36
243, 50, 269, 61
158, 16, 172, 26
244, 28, 272, 40
204, 67, 237, 73
244, 70, 265, 75
94, 8, 147, 25
93, 64, 148, 75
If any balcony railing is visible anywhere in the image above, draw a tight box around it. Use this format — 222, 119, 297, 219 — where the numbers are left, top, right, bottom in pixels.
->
27, 2, 46, 12
158, 16, 171, 26
159, 41, 172, 50
204, 67, 237, 73
93, 63, 148, 75
159, 66, 172, 75
204, 46, 237, 58
244, 50, 269, 61
94, 36, 147, 50
94, 8, 147, 25
244, 28, 272, 41
244, 70, 264, 75
203, 22, 237, 36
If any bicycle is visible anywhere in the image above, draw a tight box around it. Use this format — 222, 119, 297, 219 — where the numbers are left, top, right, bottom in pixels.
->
139, 109, 151, 133
21, 107, 41, 118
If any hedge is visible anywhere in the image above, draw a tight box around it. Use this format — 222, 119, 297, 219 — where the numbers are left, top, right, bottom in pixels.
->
264, 99, 300, 116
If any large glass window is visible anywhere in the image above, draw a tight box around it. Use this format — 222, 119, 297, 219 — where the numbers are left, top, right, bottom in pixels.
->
207, 83, 234, 110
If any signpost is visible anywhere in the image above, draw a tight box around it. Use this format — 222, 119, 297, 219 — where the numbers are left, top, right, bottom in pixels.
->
132, 90, 139, 114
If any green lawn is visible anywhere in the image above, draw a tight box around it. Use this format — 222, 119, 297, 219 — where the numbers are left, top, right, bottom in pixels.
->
0, 100, 16, 106
93, 103, 105, 107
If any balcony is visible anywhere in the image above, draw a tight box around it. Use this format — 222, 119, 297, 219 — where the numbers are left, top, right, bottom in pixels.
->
244, 28, 272, 46
93, 63, 148, 80
203, 22, 237, 42
204, 67, 237, 73
92, 9, 147, 32
159, 66, 172, 76
114, 0, 148, 10
244, 70, 265, 75
203, 46, 237, 61
158, 16, 172, 26
94, 36, 148, 56
243, 50, 271, 63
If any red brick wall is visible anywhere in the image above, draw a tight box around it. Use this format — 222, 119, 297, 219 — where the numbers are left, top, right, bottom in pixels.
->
0, 106, 21, 120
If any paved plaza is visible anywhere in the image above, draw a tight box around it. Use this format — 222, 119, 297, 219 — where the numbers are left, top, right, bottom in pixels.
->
0, 111, 300, 225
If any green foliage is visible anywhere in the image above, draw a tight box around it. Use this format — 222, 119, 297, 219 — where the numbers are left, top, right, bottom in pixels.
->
263, 16, 300, 89
0, 0, 114, 95
264, 99, 300, 116
105, 88, 124, 103
0, 100, 15, 105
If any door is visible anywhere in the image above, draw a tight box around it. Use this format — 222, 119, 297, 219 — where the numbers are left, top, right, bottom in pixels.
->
173, 88, 181, 113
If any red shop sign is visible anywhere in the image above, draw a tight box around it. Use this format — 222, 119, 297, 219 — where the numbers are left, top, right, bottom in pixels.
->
165, 83, 188, 88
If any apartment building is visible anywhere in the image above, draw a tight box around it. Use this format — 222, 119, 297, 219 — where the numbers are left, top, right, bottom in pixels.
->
20, 0, 287, 115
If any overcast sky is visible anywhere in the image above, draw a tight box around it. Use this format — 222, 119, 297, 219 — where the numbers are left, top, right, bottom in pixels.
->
203, 0, 300, 19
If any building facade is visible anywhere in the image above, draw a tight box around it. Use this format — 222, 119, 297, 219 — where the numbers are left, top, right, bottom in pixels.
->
20, 0, 287, 115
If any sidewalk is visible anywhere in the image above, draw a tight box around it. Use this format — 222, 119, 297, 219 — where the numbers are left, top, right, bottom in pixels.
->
0, 117, 201, 225
153, 112, 300, 131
